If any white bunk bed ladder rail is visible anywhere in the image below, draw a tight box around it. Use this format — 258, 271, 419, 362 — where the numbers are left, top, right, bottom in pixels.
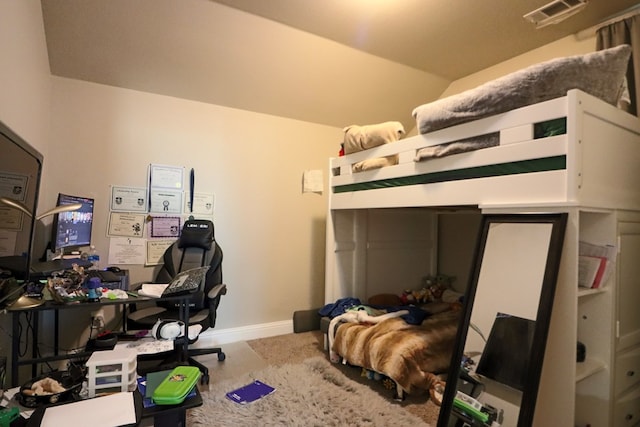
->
566, 89, 584, 203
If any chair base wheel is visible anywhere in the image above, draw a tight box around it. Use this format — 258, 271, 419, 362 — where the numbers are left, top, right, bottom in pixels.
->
201, 374, 210, 385
218, 352, 226, 361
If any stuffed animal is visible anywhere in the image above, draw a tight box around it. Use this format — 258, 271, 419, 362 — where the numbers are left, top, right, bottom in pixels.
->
22, 377, 65, 396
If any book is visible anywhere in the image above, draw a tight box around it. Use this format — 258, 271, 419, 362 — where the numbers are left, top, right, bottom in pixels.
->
578, 241, 617, 289
578, 255, 607, 288
226, 380, 276, 404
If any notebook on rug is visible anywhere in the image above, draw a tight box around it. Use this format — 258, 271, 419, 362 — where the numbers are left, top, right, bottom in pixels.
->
226, 380, 276, 404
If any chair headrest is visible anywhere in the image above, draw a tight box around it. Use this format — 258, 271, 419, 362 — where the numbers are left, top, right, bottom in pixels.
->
179, 219, 214, 250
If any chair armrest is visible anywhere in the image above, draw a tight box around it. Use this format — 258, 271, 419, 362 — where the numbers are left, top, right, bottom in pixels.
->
208, 284, 227, 299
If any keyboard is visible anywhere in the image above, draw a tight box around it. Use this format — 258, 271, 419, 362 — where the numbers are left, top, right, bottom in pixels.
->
30, 258, 93, 275
85, 269, 121, 283
161, 267, 208, 296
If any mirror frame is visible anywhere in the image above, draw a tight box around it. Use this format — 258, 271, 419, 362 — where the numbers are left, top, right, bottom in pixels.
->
438, 213, 567, 427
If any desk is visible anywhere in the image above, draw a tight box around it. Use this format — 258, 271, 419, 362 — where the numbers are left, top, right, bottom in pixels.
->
140, 386, 202, 427
22, 389, 202, 427
1, 374, 202, 427
7, 294, 192, 387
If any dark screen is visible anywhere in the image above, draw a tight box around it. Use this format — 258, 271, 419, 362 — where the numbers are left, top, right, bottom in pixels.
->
52, 193, 94, 253
475, 313, 536, 391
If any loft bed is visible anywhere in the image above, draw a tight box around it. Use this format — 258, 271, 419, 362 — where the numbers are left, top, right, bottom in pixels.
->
322, 45, 640, 408
329, 45, 636, 212
330, 87, 640, 211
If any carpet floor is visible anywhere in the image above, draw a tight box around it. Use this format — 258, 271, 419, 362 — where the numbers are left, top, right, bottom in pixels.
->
246, 330, 441, 425
188, 356, 430, 426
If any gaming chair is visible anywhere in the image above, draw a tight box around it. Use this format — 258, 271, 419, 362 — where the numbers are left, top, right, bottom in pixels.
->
128, 219, 226, 384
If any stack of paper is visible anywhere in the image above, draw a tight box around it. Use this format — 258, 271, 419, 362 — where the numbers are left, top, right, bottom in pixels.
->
578, 241, 616, 289
137, 283, 169, 298
40, 392, 136, 427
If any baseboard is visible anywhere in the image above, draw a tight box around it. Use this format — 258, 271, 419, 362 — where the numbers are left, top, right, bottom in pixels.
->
190, 320, 293, 349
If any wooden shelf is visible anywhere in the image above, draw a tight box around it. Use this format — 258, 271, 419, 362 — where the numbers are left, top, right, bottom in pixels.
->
577, 287, 609, 298
576, 357, 606, 383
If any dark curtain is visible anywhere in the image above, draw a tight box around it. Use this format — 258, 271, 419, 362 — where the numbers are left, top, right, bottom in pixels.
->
596, 14, 640, 116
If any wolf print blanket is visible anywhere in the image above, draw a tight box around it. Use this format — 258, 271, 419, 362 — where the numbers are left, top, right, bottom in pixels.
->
331, 309, 460, 395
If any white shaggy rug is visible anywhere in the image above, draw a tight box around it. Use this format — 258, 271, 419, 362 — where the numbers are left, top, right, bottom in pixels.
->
188, 356, 431, 426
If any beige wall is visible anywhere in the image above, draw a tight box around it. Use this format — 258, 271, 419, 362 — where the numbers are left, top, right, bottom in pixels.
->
0, 1, 51, 161
405, 34, 597, 136
0, 0, 52, 386
440, 34, 597, 97
0, 0, 607, 385
46, 77, 338, 332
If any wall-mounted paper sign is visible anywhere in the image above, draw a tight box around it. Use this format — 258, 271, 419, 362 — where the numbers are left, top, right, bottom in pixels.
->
108, 212, 146, 238
302, 170, 323, 193
183, 192, 214, 216
149, 189, 183, 214
108, 237, 146, 265
0, 207, 23, 231
149, 164, 184, 190
111, 186, 148, 212
146, 239, 175, 265
0, 230, 18, 256
150, 216, 181, 238
0, 172, 28, 202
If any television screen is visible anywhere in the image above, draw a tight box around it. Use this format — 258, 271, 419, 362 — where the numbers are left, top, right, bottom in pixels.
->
475, 313, 536, 392
52, 193, 94, 253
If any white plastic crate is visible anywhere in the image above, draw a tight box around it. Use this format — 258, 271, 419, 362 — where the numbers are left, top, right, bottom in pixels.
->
86, 348, 137, 398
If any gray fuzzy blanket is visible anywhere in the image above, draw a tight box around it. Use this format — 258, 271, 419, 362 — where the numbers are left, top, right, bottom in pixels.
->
412, 45, 631, 135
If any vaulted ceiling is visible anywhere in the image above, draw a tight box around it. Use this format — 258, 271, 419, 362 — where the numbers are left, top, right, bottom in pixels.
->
41, 0, 638, 130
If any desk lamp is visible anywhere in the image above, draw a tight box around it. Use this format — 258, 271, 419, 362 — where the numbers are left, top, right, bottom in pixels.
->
0, 197, 82, 221
0, 197, 83, 309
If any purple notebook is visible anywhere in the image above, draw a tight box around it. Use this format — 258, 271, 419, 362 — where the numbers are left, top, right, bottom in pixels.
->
226, 380, 276, 404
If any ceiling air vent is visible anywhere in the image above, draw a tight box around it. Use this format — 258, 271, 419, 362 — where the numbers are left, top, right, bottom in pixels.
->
524, 0, 588, 29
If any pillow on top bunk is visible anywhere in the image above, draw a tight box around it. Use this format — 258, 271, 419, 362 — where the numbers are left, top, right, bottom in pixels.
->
343, 121, 405, 172
412, 45, 632, 134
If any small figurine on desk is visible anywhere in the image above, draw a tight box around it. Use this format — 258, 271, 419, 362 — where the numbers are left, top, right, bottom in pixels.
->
86, 277, 101, 302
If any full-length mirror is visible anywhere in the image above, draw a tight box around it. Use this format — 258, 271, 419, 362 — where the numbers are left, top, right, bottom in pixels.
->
438, 213, 567, 427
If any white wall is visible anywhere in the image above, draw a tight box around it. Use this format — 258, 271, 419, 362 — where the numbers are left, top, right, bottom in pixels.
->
46, 77, 338, 335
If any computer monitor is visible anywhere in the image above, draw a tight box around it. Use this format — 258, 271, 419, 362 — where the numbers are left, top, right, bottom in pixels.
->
51, 193, 95, 254
475, 313, 536, 392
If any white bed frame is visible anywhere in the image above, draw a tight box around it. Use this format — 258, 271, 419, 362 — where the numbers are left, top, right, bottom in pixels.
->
329, 89, 640, 211
324, 89, 640, 426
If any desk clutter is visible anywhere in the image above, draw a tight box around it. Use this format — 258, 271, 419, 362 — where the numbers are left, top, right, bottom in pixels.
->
86, 348, 137, 398
17, 370, 84, 408
38, 265, 129, 304
3, 350, 202, 426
